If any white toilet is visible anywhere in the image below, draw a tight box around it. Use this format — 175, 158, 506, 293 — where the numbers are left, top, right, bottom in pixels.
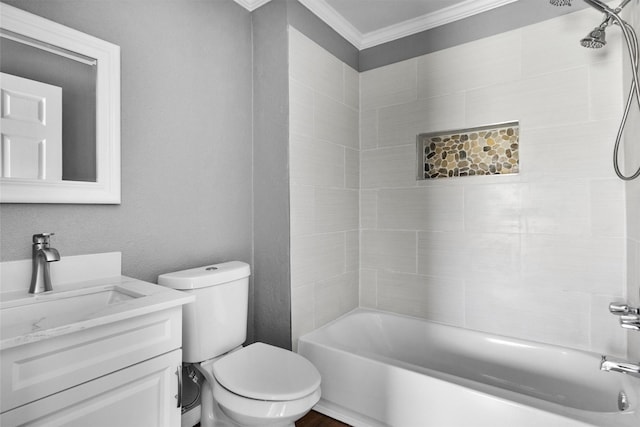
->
158, 261, 321, 427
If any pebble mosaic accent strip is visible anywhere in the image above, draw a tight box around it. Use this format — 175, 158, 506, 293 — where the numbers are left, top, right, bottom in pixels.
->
417, 122, 519, 179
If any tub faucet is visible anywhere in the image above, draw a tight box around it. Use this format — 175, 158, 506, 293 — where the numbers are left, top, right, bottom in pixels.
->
608, 302, 640, 331
600, 356, 640, 378
29, 233, 60, 294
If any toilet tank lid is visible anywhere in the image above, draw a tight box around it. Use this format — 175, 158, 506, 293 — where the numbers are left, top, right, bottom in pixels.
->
157, 261, 250, 290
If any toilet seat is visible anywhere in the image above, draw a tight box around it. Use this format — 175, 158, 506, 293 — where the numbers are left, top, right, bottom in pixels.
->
212, 342, 321, 401
212, 378, 321, 426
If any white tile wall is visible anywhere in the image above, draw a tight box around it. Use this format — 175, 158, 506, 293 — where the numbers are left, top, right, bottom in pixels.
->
377, 270, 465, 325
360, 58, 417, 110
315, 93, 359, 149
290, 134, 345, 188
361, 230, 417, 273
359, 7, 629, 355
417, 32, 522, 99
289, 28, 360, 349
377, 187, 464, 231
361, 145, 416, 188
378, 94, 466, 147
520, 120, 620, 179
465, 279, 591, 349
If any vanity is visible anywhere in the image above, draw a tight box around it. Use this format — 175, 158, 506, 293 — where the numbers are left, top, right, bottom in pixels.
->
0, 252, 194, 426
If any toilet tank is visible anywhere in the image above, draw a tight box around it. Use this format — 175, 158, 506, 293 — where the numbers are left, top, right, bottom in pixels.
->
158, 261, 251, 363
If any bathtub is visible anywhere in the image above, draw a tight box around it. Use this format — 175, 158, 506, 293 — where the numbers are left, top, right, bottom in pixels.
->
297, 309, 640, 427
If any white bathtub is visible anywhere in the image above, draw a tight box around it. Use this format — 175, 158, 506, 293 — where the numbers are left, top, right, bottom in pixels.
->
298, 309, 640, 427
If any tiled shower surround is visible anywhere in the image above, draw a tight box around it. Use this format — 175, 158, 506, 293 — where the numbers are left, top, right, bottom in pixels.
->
290, 5, 634, 357
288, 28, 360, 350
418, 122, 519, 179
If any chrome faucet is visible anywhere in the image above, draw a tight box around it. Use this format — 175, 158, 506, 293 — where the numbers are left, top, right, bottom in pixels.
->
600, 356, 640, 378
29, 233, 60, 294
608, 302, 640, 331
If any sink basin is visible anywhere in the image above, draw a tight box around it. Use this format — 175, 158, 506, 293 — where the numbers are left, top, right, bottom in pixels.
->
0, 285, 144, 342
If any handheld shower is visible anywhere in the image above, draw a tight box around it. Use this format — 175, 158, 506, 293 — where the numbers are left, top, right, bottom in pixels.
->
550, 0, 640, 180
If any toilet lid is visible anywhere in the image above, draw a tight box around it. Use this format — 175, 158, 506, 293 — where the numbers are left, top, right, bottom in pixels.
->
212, 342, 321, 401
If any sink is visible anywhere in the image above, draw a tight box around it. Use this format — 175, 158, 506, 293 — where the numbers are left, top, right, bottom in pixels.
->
1, 286, 143, 341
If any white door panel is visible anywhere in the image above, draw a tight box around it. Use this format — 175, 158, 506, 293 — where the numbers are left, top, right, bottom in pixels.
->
0, 72, 62, 180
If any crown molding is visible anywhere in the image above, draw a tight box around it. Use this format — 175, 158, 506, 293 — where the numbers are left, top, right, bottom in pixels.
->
298, 0, 519, 50
233, 0, 272, 12
360, 0, 519, 49
297, 0, 364, 48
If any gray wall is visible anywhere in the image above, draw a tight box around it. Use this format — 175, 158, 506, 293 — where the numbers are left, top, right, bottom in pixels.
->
0, 0, 255, 338
252, 0, 292, 349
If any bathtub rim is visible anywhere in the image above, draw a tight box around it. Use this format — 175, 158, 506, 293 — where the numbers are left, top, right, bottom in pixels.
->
301, 307, 629, 358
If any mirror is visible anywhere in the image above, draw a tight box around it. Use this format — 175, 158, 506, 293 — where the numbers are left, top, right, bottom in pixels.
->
0, 3, 120, 203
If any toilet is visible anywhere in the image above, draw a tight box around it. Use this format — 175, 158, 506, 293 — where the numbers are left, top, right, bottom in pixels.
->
158, 261, 321, 427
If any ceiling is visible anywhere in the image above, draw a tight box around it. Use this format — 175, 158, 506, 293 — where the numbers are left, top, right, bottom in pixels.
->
232, 0, 518, 49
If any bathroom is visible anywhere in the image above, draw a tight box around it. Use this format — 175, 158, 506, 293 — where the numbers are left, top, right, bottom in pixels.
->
0, 0, 639, 425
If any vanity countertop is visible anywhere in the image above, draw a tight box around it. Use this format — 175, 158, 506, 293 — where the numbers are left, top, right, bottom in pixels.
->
0, 276, 194, 350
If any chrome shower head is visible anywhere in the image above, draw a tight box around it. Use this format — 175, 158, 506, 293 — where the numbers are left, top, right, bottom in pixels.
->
581, 25, 607, 48
549, 0, 572, 5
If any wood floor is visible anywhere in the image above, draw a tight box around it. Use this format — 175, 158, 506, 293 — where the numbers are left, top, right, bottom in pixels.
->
296, 410, 351, 427
193, 410, 349, 427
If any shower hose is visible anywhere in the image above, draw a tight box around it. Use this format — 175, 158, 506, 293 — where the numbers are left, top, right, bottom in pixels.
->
612, 16, 640, 180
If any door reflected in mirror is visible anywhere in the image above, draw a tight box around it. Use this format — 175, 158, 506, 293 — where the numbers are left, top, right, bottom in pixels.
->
1, 34, 97, 182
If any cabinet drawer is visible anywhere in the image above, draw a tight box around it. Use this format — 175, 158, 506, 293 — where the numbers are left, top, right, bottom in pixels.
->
1, 349, 182, 426
1, 307, 182, 413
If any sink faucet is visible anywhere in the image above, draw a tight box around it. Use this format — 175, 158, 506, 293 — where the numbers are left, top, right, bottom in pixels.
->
600, 356, 640, 378
29, 233, 60, 294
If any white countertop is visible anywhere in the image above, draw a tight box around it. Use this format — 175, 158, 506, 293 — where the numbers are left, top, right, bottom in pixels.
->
0, 275, 194, 350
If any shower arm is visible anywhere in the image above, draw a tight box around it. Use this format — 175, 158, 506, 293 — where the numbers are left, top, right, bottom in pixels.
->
583, 0, 631, 15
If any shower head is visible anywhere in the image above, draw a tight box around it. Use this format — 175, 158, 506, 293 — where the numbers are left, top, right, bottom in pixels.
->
581, 25, 607, 48
549, 0, 572, 5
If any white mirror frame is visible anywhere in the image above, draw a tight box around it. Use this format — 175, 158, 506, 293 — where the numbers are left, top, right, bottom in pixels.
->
0, 3, 120, 204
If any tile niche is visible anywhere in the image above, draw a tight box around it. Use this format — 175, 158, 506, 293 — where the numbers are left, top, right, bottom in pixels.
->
417, 121, 519, 179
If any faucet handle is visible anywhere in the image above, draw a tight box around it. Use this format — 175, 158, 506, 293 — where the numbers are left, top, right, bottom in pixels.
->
620, 314, 640, 331
620, 321, 640, 331
609, 302, 640, 315
33, 233, 55, 244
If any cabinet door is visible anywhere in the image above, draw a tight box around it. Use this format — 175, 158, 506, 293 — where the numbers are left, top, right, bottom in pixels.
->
1, 350, 182, 427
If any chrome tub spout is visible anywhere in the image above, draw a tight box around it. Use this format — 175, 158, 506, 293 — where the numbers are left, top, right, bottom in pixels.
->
600, 356, 640, 378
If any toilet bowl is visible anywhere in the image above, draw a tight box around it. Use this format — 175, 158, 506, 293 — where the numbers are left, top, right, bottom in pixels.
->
196, 343, 321, 427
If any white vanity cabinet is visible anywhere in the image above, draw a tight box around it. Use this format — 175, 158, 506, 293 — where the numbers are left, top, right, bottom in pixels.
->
0, 266, 193, 427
